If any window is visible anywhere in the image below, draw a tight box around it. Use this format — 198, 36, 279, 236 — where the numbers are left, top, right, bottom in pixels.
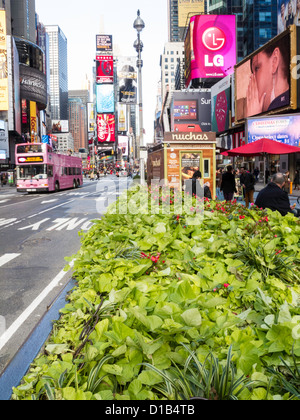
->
204, 159, 210, 179
47, 166, 54, 178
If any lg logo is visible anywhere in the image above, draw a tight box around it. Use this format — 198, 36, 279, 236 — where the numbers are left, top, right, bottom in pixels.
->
202, 27, 226, 68
202, 27, 226, 51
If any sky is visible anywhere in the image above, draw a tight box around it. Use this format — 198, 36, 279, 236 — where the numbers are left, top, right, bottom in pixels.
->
35, 0, 169, 144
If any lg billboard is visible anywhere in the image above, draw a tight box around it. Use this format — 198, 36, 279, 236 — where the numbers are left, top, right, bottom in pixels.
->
185, 15, 236, 86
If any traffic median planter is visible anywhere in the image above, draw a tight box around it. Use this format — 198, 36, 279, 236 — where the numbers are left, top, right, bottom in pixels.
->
12, 185, 300, 400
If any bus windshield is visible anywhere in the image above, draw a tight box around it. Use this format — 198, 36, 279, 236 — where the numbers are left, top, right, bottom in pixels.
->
17, 165, 48, 180
17, 144, 44, 154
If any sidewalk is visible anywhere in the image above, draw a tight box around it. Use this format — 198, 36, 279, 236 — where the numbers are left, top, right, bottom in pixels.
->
0, 184, 17, 195
255, 182, 300, 199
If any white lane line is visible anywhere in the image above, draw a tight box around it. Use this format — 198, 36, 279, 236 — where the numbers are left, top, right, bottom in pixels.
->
0, 254, 21, 268
0, 261, 74, 352
41, 199, 58, 204
27, 199, 76, 219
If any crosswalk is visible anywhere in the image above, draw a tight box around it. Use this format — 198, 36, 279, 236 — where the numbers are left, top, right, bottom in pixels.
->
0, 253, 21, 268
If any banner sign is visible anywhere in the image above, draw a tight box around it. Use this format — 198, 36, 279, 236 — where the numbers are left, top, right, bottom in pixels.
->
96, 35, 113, 53
0, 10, 8, 111
97, 114, 116, 143
185, 15, 236, 84
96, 55, 114, 84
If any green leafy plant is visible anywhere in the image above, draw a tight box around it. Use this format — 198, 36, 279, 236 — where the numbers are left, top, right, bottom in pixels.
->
142, 345, 254, 401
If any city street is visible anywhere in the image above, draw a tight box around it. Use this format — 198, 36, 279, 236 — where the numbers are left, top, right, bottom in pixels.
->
0, 177, 131, 376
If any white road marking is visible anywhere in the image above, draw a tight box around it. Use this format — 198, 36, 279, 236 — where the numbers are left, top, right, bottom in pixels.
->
0, 253, 21, 268
41, 199, 58, 204
27, 199, 76, 219
0, 199, 9, 204
18, 218, 51, 231
0, 261, 74, 351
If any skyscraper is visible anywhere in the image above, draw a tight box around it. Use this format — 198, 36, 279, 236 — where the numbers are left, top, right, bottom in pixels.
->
46, 25, 69, 121
10, 0, 36, 43
168, 0, 207, 42
207, 0, 278, 62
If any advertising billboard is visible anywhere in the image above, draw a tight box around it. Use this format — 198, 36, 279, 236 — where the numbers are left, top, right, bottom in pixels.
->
178, 0, 205, 27
87, 103, 96, 133
97, 114, 115, 143
235, 26, 299, 124
118, 57, 137, 105
19, 64, 47, 108
0, 11, 8, 111
171, 90, 211, 132
96, 35, 113, 53
211, 75, 232, 133
96, 55, 114, 84
278, 0, 300, 34
185, 15, 236, 85
247, 114, 300, 147
52, 120, 69, 133
96, 84, 115, 114
0, 122, 9, 159
117, 103, 128, 133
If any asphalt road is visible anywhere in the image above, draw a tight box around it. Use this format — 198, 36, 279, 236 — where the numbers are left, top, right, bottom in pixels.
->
0, 176, 132, 375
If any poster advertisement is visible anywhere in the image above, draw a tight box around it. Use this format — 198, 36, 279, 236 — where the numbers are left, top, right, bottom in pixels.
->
235, 30, 291, 123
181, 152, 202, 183
96, 55, 114, 84
52, 120, 69, 133
96, 84, 115, 114
211, 75, 231, 133
185, 15, 236, 83
247, 114, 300, 147
0, 11, 8, 111
178, 0, 205, 27
118, 136, 129, 156
171, 90, 212, 132
278, 0, 300, 34
118, 57, 137, 105
96, 35, 113, 53
97, 114, 115, 143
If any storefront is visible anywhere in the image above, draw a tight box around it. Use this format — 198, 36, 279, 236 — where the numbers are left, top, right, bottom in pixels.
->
148, 132, 217, 198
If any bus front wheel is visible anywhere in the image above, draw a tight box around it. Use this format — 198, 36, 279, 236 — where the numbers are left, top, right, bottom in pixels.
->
55, 182, 60, 192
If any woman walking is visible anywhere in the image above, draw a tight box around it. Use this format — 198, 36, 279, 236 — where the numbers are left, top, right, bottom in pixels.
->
294, 170, 300, 191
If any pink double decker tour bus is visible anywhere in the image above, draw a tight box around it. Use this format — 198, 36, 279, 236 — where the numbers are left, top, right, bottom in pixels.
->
15, 143, 83, 193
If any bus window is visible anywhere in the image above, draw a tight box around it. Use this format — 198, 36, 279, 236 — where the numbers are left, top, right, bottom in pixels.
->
47, 166, 53, 178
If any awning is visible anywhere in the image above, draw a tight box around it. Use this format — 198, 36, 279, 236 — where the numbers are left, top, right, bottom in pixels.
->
222, 138, 300, 157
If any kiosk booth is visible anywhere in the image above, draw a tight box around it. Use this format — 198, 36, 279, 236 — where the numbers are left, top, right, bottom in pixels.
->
147, 132, 217, 198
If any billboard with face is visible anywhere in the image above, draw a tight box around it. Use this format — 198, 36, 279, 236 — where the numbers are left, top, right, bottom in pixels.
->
185, 15, 236, 85
235, 26, 298, 123
278, 0, 300, 34
117, 57, 137, 105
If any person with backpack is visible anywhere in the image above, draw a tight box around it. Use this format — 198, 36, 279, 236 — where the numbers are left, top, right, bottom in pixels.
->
240, 167, 256, 209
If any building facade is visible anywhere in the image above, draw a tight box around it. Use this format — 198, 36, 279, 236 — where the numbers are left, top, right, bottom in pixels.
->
207, 0, 278, 62
45, 25, 68, 121
10, 0, 36, 43
68, 98, 87, 152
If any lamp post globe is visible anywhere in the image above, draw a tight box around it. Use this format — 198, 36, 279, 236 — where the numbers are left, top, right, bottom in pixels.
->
133, 10, 145, 33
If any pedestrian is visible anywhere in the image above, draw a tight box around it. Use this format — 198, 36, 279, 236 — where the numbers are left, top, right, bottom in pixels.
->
216, 168, 222, 197
240, 167, 255, 208
255, 173, 297, 217
220, 165, 237, 202
294, 170, 300, 191
284, 171, 291, 193
204, 182, 212, 200
254, 167, 260, 182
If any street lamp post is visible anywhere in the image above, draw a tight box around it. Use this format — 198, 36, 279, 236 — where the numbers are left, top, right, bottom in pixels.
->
133, 10, 145, 185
